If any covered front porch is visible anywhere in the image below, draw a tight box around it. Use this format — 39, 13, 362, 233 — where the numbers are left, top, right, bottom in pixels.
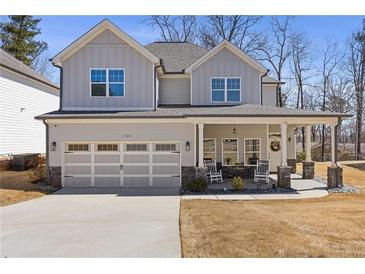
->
192, 115, 343, 189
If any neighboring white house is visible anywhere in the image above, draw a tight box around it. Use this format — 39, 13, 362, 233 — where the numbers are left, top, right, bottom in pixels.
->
0, 48, 59, 155
36, 19, 350, 189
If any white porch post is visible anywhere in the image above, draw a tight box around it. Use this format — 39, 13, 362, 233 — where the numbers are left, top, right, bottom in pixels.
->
280, 122, 287, 166
331, 124, 336, 167
305, 125, 312, 162
198, 123, 204, 167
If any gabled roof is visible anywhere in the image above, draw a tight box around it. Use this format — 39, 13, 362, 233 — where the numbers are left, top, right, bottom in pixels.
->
51, 19, 160, 66
145, 42, 208, 73
0, 48, 59, 90
184, 40, 268, 74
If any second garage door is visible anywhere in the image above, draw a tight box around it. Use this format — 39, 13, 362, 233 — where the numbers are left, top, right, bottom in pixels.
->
63, 142, 181, 188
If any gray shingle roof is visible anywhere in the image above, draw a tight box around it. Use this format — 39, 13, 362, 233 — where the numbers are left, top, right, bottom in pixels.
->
262, 75, 283, 84
145, 42, 208, 73
36, 104, 351, 120
0, 48, 59, 89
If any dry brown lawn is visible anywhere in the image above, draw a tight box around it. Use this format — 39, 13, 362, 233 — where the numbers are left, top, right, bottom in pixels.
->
0, 170, 46, 206
180, 161, 365, 257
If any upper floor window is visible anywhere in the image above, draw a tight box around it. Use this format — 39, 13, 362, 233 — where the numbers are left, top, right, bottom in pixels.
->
90, 68, 125, 97
211, 77, 241, 103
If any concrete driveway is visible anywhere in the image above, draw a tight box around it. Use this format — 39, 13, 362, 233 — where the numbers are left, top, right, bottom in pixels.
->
0, 188, 181, 257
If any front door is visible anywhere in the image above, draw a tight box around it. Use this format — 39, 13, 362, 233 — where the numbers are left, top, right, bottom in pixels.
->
268, 133, 281, 172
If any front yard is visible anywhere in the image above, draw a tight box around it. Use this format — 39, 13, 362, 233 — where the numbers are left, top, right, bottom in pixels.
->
180, 162, 365, 257
0, 170, 47, 206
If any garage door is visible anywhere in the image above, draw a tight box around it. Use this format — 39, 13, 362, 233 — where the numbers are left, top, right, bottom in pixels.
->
63, 142, 181, 188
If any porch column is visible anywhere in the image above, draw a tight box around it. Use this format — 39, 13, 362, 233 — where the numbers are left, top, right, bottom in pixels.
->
302, 125, 314, 179
280, 122, 287, 166
198, 123, 204, 167
277, 122, 291, 188
330, 124, 336, 167
305, 125, 312, 161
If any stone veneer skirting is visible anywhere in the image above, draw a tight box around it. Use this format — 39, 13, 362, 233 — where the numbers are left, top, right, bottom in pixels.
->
277, 166, 291, 188
48, 166, 62, 188
181, 166, 208, 189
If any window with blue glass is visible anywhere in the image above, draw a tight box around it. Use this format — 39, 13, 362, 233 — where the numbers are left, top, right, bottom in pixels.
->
211, 77, 240, 102
90, 68, 125, 97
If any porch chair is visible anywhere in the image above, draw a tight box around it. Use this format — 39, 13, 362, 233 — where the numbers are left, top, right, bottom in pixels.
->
253, 160, 270, 188
204, 160, 223, 184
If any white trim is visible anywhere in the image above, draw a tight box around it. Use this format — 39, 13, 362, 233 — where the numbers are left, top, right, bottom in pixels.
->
90, 142, 95, 186
190, 73, 193, 105
90, 68, 125, 98
243, 137, 262, 166
159, 74, 190, 79
210, 77, 241, 103
52, 19, 159, 66
185, 40, 267, 74
193, 123, 196, 166
47, 116, 340, 125
203, 138, 217, 162
221, 138, 239, 166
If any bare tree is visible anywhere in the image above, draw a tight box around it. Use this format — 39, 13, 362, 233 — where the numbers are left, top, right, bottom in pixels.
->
317, 40, 342, 161
33, 51, 55, 81
257, 16, 293, 107
198, 16, 263, 54
345, 20, 365, 160
146, 16, 197, 42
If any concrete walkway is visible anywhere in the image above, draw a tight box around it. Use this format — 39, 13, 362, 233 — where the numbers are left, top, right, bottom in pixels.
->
0, 189, 181, 258
183, 175, 328, 200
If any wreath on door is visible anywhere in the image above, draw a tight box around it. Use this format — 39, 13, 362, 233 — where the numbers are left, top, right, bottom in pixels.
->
270, 140, 281, 152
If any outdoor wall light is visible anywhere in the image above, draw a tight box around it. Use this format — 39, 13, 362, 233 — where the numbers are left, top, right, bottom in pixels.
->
185, 141, 191, 151
288, 137, 292, 143
51, 141, 57, 151
233, 125, 237, 134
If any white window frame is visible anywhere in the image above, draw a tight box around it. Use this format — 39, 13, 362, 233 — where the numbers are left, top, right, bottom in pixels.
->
90, 68, 125, 98
244, 138, 261, 166
221, 138, 239, 166
203, 138, 216, 161
211, 77, 241, 103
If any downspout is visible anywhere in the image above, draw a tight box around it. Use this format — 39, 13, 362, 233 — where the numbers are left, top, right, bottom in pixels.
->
51, 61, 63, 111
42, 120, 50, 185
153, 59, 163, 111
260, 70, 269, 105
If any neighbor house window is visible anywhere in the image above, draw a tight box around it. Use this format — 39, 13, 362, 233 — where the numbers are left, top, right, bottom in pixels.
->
203, 138, 216, 161
244, 138, 261, 165
67, 144, 89, 152
91, 68, 125, 97
222, 138, 238, 166
211, 77, 240, 102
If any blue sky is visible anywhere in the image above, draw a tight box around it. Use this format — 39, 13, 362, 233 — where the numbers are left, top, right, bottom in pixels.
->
1, 15, 363, 82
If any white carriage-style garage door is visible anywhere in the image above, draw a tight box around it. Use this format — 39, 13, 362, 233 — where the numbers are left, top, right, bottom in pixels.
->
62, 142, 181, 188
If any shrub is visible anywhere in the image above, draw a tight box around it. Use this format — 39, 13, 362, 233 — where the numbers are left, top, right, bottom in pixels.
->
28, 156, 46, 183
297, 151, 306, 162
185, 177, 208, 192
231, 176, 244, 191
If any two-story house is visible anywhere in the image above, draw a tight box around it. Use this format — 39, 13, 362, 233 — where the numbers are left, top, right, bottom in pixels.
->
36, 19, 350, 189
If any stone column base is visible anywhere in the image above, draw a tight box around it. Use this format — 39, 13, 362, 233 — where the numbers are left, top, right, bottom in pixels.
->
287, 159, 297, 174
277, 166, 291, 188
327, 166, 343, 188
181, 166, 208, 189
302, 161, 315, 179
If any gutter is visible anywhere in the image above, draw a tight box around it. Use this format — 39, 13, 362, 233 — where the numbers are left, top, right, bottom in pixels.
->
260, 70, 269, 105
42, 120, 50, 185
51, 60, 63, 111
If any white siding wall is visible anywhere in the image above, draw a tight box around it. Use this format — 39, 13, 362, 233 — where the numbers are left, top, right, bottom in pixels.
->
191, 48, 261, 105
62, 30, 154, 110
159, 78, 190, 105
0, 75, 59, 155
262, 85, 277, 106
